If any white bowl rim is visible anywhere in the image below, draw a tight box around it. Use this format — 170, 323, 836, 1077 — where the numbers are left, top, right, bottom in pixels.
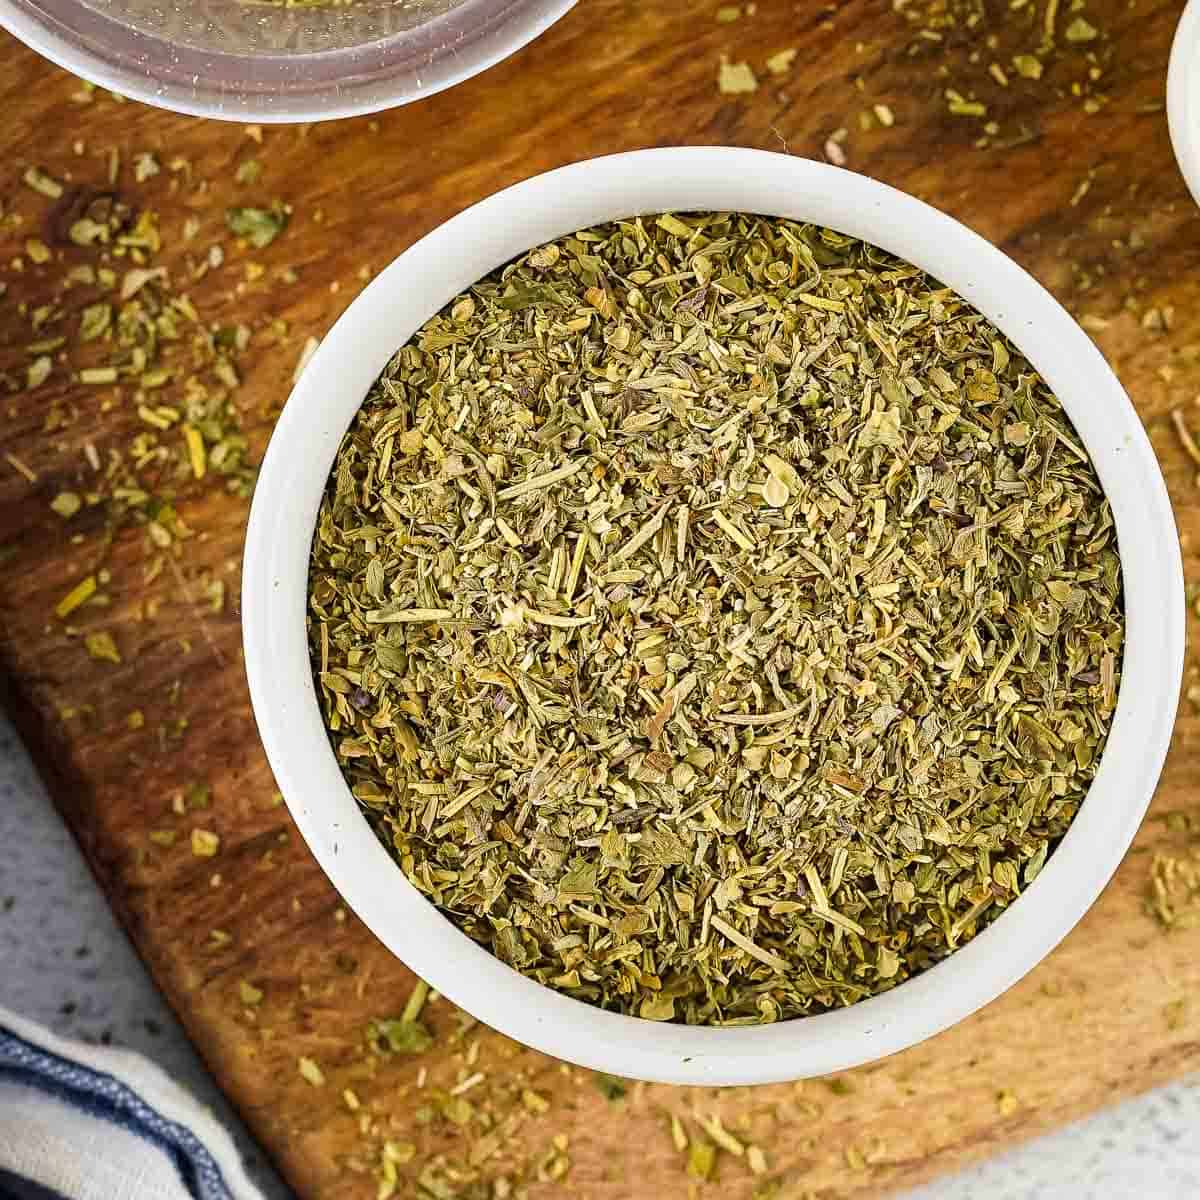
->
243, 147, 1183, 1086
1168, 0, 1200, 207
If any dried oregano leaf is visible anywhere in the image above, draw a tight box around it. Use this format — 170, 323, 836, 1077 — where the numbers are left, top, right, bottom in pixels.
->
225, 204, 288, 248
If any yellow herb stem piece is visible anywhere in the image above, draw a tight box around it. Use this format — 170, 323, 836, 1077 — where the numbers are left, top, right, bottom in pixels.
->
709, 914, 791, 974
365, 607, 453, 624
497, 460, 584, 500
56, 575, 97, 619
183, 425, 207, 479
401, 978, 430, 1024
711, 509, 756, 552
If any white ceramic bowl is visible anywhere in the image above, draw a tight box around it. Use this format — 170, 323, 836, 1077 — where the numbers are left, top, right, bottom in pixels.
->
1169, 0, 1200, 206
243, 148, 1183, 1085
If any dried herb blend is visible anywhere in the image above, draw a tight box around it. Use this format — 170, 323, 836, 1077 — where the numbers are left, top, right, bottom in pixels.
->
308, 213, 1123, 1024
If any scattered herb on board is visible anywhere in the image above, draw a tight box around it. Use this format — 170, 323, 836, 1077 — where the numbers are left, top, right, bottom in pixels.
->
1148, 849, 1200, 930
1164, 998, 1188, 1031
688, 1137, 718, 1181
191, 828, 220, 857
84, 631, 121, 663
368, 1016, 434, 1056
297, 1055, 326, 1086
894, 1, 1115, 146
1, 137, 306, 786
308, 212, 1124, 1026
766, 49, 797, 77
1145, 806, 1200, 931
593, 1072, 629, 1101
8, 164, 261, 634
718, 58, 759, 95
238, 980, 264, 1006
367, 977, 436, 1054
226, 203, 289, 248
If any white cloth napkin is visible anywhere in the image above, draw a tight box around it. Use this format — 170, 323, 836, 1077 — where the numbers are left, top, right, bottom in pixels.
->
0, 1006, 265, 1200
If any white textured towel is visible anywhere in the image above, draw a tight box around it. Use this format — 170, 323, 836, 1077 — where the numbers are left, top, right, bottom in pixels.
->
0, 1006, 265, 1200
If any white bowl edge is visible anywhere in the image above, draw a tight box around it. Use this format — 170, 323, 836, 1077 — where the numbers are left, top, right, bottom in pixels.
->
1169, 0, 1200, 206
243, 148, 1184, 1086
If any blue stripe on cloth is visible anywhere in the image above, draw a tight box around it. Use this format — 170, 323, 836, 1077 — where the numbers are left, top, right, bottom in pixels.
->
0, 1165, 73, 1200
0, 1027, 233, 1200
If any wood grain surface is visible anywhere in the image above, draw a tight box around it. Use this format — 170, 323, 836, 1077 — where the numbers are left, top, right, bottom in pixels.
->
2, 2, 1200, 1197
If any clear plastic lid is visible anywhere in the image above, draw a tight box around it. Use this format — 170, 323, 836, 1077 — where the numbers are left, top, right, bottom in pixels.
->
0, 0, 575, 121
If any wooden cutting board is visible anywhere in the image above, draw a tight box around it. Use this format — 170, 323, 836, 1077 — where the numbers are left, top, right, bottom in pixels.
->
2, 2, 1199, 1197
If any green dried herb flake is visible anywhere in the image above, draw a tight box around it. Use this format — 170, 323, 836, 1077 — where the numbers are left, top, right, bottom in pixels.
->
27, 357, 52, 389
687, 1138, 717, 1181
84, 631, 121, 663
183, 781, 212, 810
190, 829, 220, 857
79, 303, 112, 341
238, 980, 264, 1006
368, 1017, 434, 1055
1148, 850, 1200, 930
718, 59, 758, 94
593, 1072, 629, 1101
1064, 16, 1098, 42
1165, 998, 1188, 1031
50, 492, 82, 519
765, 48, 797, 76
226, 204, 288, 248
1012, 54, 1044, 80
